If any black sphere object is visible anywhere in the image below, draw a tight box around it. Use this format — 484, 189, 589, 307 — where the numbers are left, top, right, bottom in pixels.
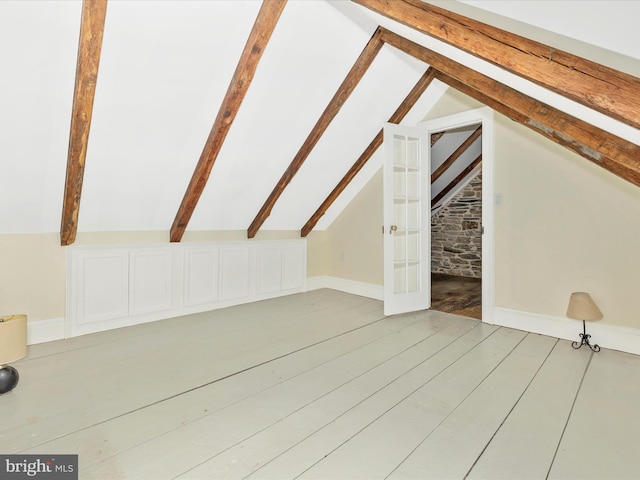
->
0, 366, 19, 394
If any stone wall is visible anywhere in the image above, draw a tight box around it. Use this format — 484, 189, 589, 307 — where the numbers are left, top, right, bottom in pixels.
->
431, 171, 482, 278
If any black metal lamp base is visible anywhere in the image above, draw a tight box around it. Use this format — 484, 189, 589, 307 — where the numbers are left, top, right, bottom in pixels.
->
0, 365, 20, 394
572, 320, 600, 352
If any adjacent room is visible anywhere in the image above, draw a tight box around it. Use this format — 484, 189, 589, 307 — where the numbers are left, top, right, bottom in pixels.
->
1, 0, 639, 478
430, 124, 483, 320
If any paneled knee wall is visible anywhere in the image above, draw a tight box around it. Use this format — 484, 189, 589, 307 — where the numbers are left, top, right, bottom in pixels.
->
67, 240, 306, 337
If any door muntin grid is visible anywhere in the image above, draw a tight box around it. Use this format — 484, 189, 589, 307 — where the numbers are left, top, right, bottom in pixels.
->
392, 134, 421, 294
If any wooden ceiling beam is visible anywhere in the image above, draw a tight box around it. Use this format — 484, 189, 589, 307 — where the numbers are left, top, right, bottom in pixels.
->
381, 29, 640, 188
431, 125, 481, 183
430, 131, 445, 147
247, 27, 385, 239
60, 0, 108, 246
170, 0, 287, 243
301, 67, 436, 237
435, 71, 640, 187
353, 0, 640, 130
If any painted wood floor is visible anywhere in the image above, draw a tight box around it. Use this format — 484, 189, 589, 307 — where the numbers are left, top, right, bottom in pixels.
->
3, 289, 640, 479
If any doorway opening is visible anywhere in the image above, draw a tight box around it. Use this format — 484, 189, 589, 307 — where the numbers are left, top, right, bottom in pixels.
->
429, 123, 482, 320
382, 107, 493, 321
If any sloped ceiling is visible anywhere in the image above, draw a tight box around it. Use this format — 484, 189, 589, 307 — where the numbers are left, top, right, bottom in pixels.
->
1, 0, 638, 238
430, 124, 482, 209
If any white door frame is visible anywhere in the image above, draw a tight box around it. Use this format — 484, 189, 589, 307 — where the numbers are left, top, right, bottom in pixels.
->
421, 106, 495, 322
383, 107, 495, 321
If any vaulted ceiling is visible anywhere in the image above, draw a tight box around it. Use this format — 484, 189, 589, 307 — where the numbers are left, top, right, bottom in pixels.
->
1, 1, 638, 244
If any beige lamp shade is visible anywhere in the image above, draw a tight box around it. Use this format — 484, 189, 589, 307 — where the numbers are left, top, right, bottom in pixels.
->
0, 314, 27, 365
566, 292, 603, 321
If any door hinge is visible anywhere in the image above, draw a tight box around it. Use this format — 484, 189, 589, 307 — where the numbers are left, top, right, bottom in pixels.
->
481, 225, 485, 234
381, 226, 384, 234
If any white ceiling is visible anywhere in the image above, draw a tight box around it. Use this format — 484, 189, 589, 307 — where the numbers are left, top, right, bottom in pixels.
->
456, 0, 640, 63
0, 1, 638, 236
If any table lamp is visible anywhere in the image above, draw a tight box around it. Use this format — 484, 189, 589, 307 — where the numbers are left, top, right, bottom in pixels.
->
567, 292, 602, 352
0, 314, 27, 394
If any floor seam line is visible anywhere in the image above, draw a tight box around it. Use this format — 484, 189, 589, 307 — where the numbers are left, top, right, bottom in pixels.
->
545, 350, 593, 479
23, 310, 390, 456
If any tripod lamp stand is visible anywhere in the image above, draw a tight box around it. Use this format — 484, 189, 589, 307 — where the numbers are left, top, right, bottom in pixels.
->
567, 292, 602, 353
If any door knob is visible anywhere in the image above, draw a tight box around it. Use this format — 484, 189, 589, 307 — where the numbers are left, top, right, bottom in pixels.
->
389, 225, 398, 234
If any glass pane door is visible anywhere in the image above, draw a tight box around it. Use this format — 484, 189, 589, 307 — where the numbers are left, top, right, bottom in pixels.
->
384, 124, 430, 315
393, 134, 422, 294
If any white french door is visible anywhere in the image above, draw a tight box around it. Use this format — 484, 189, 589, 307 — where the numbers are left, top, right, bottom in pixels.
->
383, 123, 431, 316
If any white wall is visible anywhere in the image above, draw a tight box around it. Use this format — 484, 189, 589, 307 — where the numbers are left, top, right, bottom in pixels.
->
0, 234, 66, 322
493, 114, 640, 329
320, 87, 640, 351
418, 88, 640, 331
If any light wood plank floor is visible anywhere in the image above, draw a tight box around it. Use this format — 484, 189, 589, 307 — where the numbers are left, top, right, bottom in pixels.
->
3, 289, 640, 479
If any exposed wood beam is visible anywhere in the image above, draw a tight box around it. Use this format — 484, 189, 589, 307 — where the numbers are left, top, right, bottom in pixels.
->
432, 155, 482, 208
60, 0, 108, 246
248, 27, 385, 239
431, 125, 482, 183
301, 67, 436, 237
435, 71, 640, 188
380, 29, 640, 188
170, 0, 287, 243
301, 131, 382, 239
430, 131, 445, 146
353, 0, 640, 130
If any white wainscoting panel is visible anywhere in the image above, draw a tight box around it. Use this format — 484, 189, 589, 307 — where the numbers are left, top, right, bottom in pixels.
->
67, 240, 306, 338
219, 247, 250, 301
75, 250, 129, 326
283, 243, 305, 291
256, 246, 282, 295
183, 247, 219, 307
129, 249, 173, 316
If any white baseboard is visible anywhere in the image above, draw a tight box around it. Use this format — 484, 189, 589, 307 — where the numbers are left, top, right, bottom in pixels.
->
493, 307, 640, 356
30, 294, 639, 356
306, 276, 383, 301
27, 317, 65, 345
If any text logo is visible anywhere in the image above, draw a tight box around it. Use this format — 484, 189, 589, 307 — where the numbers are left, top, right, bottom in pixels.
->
0, 455, 78, 479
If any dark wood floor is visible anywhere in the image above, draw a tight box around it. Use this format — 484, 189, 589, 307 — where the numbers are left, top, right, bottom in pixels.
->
431, 272, 482, 319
